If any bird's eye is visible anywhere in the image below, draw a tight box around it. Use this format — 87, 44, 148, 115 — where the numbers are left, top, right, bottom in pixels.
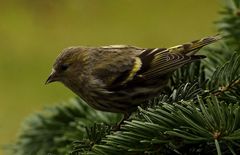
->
60, 64, 69, 71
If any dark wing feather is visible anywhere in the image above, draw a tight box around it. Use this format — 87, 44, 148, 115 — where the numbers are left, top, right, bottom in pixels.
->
137, 48, 167, 74
141, 52, 205, 80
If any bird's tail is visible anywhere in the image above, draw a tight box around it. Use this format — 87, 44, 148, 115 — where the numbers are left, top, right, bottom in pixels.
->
167, 34, 222, 56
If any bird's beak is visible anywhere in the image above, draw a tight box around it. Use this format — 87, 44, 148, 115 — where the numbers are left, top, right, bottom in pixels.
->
45, 70, 58, 85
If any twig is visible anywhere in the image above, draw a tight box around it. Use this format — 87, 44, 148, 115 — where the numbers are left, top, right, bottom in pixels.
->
213, 79, 240, 96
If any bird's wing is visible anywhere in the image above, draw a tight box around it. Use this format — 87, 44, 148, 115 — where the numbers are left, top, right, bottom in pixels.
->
93, 35, 221, 90
137, 35, 221, 80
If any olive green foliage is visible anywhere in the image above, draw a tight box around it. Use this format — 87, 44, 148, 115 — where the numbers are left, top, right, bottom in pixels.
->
8, 0, 240, 155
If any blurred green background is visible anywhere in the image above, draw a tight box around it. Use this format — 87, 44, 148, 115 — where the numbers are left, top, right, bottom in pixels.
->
0, 0, 220, 154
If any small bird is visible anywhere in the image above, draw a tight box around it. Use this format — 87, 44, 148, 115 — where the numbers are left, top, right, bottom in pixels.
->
46, 35, 221, 121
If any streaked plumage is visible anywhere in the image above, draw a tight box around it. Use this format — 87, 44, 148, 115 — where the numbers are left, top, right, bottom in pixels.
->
46, 35, 221, 119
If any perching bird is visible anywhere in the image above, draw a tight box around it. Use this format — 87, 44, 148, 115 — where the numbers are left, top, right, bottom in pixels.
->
46, 35, 221, 121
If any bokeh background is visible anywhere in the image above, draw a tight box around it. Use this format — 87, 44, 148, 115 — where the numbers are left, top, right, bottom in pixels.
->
0, 0, 220, 154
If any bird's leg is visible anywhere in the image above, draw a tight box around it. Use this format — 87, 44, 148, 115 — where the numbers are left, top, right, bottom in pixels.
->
112, 112, 131, 131
118, 112, 131, 126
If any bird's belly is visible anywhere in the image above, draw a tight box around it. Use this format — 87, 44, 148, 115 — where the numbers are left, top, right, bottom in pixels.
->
81, 86, 162, 114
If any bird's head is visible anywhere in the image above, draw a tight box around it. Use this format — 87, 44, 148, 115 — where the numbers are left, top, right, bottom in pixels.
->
45, 47, 87, 85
